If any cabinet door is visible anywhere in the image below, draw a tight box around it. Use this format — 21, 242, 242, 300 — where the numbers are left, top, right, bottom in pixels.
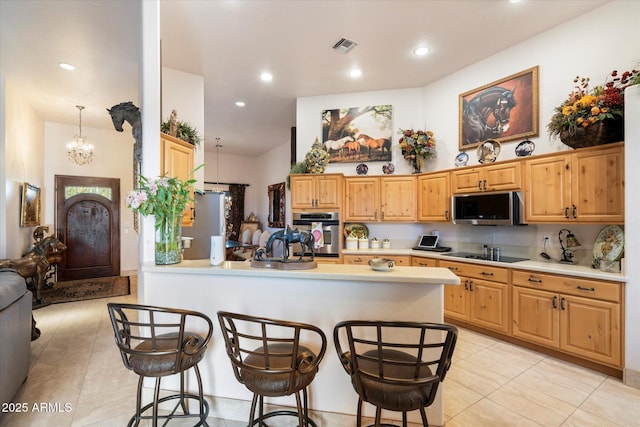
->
560, 294, 621, 366
161, 134, 195, 226
469, 279, 509, 333
344, 177, 379, 221
512, 286, 559, 347
571, 145, 624, 223
412, 257, 437, 267
444, 281, 469, 320
290, 175, 315, 209
525, 155, 571, 222
484, 162, 522, 192
451, 168, 483, 194
316, 175, 343, 209
417, 172, 451, 222
380, 176, 416, 221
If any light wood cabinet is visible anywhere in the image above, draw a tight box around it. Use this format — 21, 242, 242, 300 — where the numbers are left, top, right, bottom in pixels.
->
344, 176, 416, 222
161, 133, 195, 226
440, 260, 509, 334
525, 143, 624, 223
451, 161, 521, 194
512, 270, 622, 367
343, 254, 411, 266
411, 257, 438, 267
417, 172, 451, 222
290, 174, 343, 210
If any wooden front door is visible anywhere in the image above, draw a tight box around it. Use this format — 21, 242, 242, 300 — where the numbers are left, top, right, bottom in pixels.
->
55, 175, 120, 281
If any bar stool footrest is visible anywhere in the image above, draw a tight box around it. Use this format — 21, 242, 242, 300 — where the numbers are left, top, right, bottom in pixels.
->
128, 393, 209, 427
251, 409, 318, 427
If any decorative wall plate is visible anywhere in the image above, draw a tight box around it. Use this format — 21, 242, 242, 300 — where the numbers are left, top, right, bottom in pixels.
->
515, 140, 535, 157
356, 163, 368, 175
344, 223, 369, 239
454, 152, 469, 167
382, 162, 395, 174
593, 225, 624, 261
476, 139, 501, 164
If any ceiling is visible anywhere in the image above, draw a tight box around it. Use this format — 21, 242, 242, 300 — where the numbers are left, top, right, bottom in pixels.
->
1, 0, 612, 156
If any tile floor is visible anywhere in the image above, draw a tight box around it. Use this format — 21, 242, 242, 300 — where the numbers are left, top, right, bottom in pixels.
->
2, 283, 640, 427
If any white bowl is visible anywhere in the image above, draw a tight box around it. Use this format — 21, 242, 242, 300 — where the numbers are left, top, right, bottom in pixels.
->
368, 258, 394, 272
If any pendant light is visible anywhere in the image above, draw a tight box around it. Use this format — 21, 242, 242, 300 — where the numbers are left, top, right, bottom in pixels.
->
67, 105, 94, 165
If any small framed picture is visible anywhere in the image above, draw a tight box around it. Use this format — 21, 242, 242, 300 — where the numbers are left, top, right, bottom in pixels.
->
20, 183, 41, 227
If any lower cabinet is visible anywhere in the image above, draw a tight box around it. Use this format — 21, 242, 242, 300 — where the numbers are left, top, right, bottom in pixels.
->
512, 270, 622, 367
411, 257, 438, 267
343, 254, 411, 266
441, 260, 509, 334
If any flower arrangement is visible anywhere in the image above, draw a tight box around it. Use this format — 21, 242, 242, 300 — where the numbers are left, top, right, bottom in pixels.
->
398, 129, 436, 161
548, 69, 638, 139
304, 137, 329, 174
161, 119, 202, 146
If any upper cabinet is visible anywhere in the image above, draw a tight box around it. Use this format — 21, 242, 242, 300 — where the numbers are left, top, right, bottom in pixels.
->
417, 172, 450, 222
525, 143, 624, 223
451, 161, 521, 194
344, 176, 416, 222
160, 133, 195, 226
290, 174, 343, 210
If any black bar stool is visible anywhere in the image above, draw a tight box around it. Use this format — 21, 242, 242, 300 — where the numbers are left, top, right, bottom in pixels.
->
107, 303, 213, 427
217, 311, 327, 426
333, 320, 457, 427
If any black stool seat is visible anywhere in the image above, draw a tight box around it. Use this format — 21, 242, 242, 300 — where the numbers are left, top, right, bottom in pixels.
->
217, 311, 327, 427
108, 303, 213, 427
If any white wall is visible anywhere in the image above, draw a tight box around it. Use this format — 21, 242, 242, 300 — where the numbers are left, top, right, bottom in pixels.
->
1, 80, 45, 258
42, 122, 138, 272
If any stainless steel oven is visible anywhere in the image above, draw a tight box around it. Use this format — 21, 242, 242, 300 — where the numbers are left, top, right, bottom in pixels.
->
292, 212, 340, 258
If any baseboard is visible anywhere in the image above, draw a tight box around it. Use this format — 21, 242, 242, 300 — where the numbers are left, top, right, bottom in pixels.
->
624, 367, 640, 390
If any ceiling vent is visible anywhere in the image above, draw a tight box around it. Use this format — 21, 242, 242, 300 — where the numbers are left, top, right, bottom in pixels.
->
332, 38, 357, 54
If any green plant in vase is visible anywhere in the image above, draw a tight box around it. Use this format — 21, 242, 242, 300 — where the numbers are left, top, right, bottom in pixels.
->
126, 166, 201, 264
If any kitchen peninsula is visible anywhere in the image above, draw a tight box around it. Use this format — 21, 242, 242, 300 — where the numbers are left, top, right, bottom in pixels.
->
140, 260, 460, 425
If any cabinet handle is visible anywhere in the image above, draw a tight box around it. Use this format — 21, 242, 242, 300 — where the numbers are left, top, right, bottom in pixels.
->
445, 210, 449, 220
572, 204, 577, 219
483, 180, 487, 191
478, 181, 482, 191
564, 207, 570, 219
469, 281, 474, 291
374, 210, 378, 220
464, 280, 469, 291
560, 297, 566, 310
528, 276, 543, 283
381, 211, 385, 220
481, 271, 494, 276
552, 296, 558, 309
576, 285, 595, 292
448, 267, 459, 271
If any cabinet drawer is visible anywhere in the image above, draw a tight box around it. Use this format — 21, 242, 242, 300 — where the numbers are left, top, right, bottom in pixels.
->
343, 255, 373, 265
412, 257, 438, 267
439, 260, 508, 283
512, 270, 621, 303
386, 255, 411, 266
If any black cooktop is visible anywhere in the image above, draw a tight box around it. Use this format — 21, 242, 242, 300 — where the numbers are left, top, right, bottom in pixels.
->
442, 252, 529, 264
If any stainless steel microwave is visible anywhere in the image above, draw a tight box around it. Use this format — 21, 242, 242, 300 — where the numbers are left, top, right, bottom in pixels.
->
452, 191, 525, 226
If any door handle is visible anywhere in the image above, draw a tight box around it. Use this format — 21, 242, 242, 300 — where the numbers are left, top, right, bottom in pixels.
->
481, 271, 494, 276
445, 210, 449, 220
560, 297, 566, 310
576, 285, 595, 292
483, 180, 487, 191
552, 296, 557, 309
564, 207, 570, 219
528, 276, 543, 283
469, 281, 474, 291
477, 181, 482, 191
572, 204, 577, 219
464, 280, 468, 291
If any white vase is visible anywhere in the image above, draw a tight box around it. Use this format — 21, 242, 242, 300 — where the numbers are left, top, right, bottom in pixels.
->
358, 238, 369, 249
346, 237, 358, 250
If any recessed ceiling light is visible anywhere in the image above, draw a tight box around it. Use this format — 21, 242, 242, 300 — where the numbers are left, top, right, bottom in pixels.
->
413, 46, 430, 57
260, 72, 273, 82
59, 62, 75, 70
349, 68, 363, 78
235, 101, 246, 107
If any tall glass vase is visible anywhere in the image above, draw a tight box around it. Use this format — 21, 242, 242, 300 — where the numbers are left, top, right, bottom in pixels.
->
411, 156, 423, 174
155, 212, 182, 265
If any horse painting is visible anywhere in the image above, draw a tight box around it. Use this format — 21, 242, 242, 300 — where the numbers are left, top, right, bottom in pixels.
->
107, 102, 142, 163
343, 139, 361, 157
265, 225, 315, 262
0, 236, 67, 303
324, 136, 354, 155
356, 134, 392, 158
462, 86, 516, 146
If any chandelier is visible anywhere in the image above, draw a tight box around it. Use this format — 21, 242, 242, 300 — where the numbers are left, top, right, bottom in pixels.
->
67, 105, 94, 165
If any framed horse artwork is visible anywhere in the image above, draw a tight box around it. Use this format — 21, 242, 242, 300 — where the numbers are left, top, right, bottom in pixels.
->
321, 104, 392, 163
459, 66, 539, 150
20, 183, 41, 227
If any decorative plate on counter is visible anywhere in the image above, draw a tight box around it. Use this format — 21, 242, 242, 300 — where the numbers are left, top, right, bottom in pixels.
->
382, 162, 395, 175
515, 139, 535, 157
344, 223, 369, 239
356, 163, 368, 175
454, 152, 469, 167
593, 225, 624, 261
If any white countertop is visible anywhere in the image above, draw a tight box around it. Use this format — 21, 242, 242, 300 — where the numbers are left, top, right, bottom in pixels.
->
142, 259, 461, 285
342, 249, 627, 282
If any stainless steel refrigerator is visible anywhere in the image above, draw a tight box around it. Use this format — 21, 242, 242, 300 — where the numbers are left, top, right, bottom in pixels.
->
182, 192, 226, 259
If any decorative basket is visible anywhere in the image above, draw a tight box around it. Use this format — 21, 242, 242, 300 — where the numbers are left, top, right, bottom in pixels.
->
560, 118, 624, 149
